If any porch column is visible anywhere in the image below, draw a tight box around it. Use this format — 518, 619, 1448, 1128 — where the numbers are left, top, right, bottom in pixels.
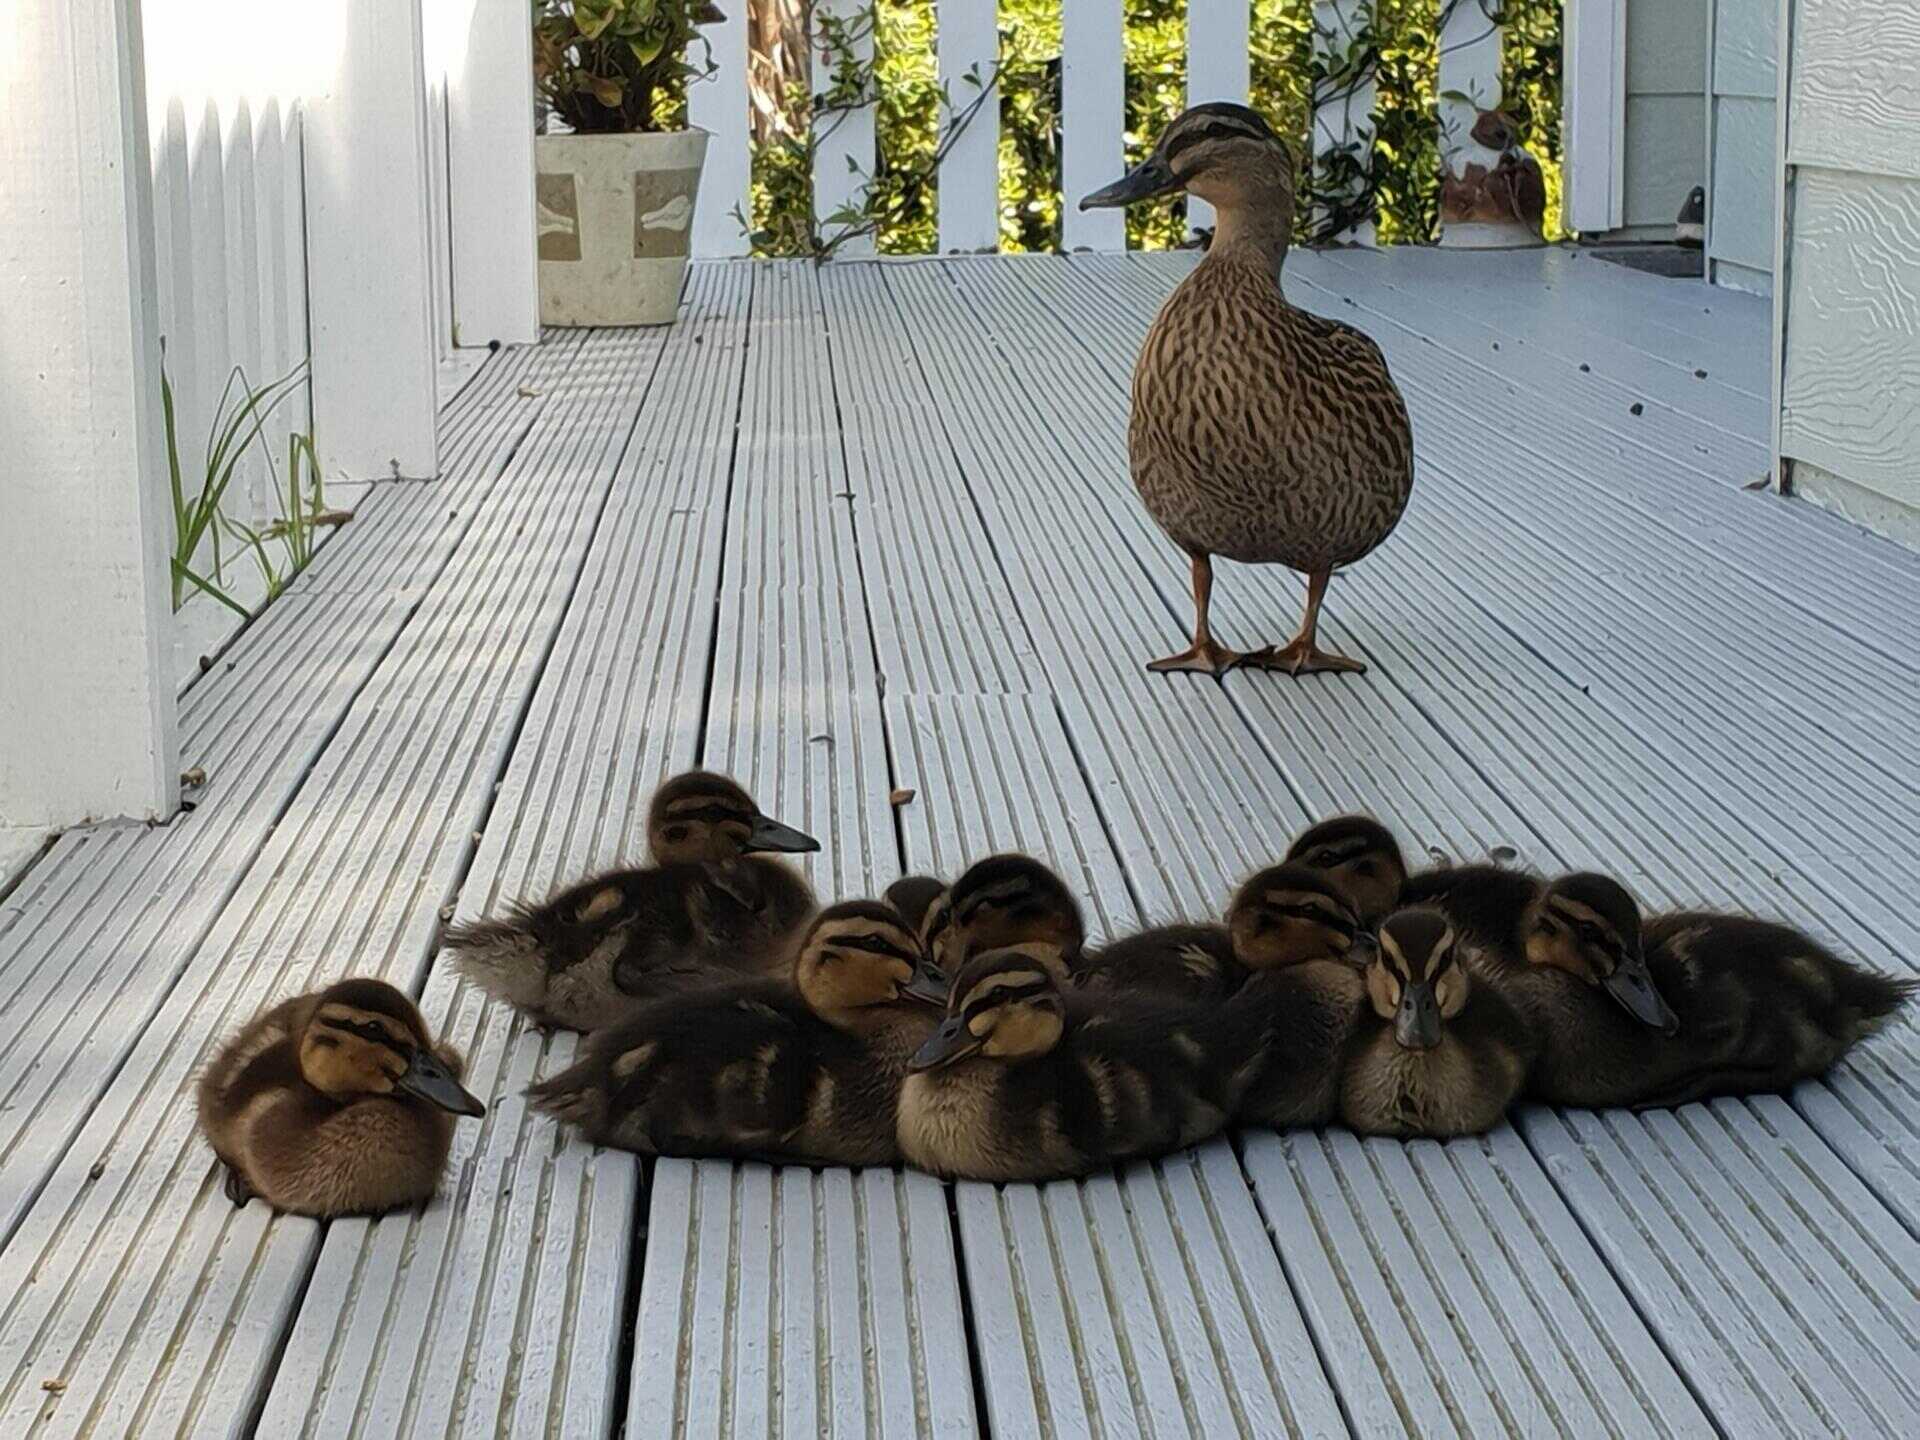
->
303, 0, 441, 479
0, 0, 181, 834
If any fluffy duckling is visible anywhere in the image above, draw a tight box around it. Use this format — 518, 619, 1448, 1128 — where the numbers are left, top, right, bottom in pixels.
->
445, 771, 819, 1031
1341, 909, 1535, 1138
1284, 814, 1410, 926
897, 948, 1244, 1181
1082, 104, 1414, 676
196, 978, 485, 1217
883, 874, 949, 937
529, 901, 947, 1165
1078, 861, 1360, 1002
1507, 874, 1914, 1108
925, 854, 1086, 977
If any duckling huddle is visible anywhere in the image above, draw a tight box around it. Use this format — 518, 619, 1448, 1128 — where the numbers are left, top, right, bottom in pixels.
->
196, 774, 1914, 1209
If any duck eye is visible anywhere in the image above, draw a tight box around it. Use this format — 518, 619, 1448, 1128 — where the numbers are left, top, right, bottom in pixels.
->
663, 824, 689, 842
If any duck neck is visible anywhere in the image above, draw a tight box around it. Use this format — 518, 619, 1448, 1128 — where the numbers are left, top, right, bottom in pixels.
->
1202, 201, 1292, 281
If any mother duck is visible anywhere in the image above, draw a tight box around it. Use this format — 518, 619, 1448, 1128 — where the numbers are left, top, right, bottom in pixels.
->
1081, 104, 1414, 676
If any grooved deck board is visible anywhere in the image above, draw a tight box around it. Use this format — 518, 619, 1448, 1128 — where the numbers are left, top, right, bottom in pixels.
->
0, 319, 667, 1436
2, 250, 1916, 1437
254, 269, 751, 1439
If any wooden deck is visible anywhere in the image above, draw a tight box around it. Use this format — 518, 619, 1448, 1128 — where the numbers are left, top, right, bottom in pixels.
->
2, 248, 1917, 1438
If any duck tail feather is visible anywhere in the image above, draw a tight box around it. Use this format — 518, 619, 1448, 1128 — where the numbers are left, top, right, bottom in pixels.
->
442, 913, 553, 1011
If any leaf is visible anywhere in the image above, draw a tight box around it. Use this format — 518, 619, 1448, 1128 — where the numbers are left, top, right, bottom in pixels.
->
589, 73, 625, 107
627, 35, 666, 66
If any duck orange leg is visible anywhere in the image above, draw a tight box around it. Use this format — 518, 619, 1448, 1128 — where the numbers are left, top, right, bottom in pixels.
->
1148, 554, 1250, 676
1249, 568, 1367, 676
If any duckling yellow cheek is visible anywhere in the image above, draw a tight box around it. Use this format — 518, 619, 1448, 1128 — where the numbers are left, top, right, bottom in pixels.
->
1365, 965, 1401, 1022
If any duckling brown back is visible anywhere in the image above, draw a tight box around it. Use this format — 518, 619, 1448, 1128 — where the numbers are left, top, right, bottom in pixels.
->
529, 900, 945, 1166
196, 978, 484, 1217
1632, 908, 1915, 1107
897, 948, 1246, 1182
444, 770, 819, 1031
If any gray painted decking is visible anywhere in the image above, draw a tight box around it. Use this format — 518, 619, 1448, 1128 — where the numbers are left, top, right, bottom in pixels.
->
0, 249, 1915, 1438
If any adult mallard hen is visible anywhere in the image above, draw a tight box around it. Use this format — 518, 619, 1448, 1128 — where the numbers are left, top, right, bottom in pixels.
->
1081, 103, 1415, 675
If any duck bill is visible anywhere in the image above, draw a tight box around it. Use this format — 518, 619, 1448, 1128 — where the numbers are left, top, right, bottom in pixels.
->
744, 813, 821, 855
908, 1015, 982, 1071
1604, 952, 1680, 1034
397, 1049, 487, 1117
1394, 982, 1442, 1050
1079, 155, 1178, 211
901, 962, 950, 1008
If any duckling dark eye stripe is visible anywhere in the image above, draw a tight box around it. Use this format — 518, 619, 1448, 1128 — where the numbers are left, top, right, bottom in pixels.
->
1266, 903, 1356, 934
830, 932, 919, 962
963, 980, 1051, 1017
955, 879, 1042, 919
320, 1016, 410, 1053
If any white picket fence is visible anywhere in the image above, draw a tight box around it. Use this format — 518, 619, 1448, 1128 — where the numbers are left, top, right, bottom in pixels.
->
149, 95, 309, 528
689, 0, 1512, 257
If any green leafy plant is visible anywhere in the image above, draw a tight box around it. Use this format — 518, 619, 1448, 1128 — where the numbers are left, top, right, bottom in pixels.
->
161, 355, 335, 616
533, 0, 727, 133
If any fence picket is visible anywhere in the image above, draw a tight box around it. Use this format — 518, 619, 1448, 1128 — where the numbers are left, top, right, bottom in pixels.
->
1061, 0, 1126, 250
937, 0, 1000, 253
1185, 0, 1251, 235
690, 7, 752, 257
813, 0, 877, 254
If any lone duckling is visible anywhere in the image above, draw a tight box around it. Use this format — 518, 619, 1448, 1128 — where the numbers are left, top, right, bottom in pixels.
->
1341, 908, 1535, 1138
1078, 861, 1360, 1002
1082, 104, 1414, 676
925, 854, 1086, 977
1284, 814, 1410, 927
1507, 874, 1913, 1108
196, 978, 485, 1217
529, 901, 948, 1166
897, 948, 1243, 1181
444, 770, 819, 1030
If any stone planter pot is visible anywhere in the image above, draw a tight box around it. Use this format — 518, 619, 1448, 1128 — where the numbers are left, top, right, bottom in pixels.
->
536, 129, 708, 327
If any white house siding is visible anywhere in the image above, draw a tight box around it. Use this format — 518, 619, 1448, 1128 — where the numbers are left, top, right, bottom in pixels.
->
1622, 0, 1708, 238
1777, 0, 1920, 541
1708, 0, 1777, 293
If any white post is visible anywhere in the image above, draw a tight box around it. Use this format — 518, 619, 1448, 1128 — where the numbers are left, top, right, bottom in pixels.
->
443, 0, 538, 345
1310, 2, 1379, 245
1185, 0, 1251, 236
303, 0, 442, 479
937, 0, 1001, 253
1563, 0, 1627, 234
0, 0, 180, 832
689, 3, 750, 257
812, 0, 877, 255
1061, 0, 1126, 250
1436, 0, 1542, 247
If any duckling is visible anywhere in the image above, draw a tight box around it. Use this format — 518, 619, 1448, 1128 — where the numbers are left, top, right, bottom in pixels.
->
196, 977, 485, 1217
1081, 104, 1414, 676
1223, 865, 1372, 1128
529, 901, 948, 1166
1078, 861, 1360, 1001
927, 854, 1086, 977
897, 948, 1245, 1182
1341, 908, 1536, 1137
883, 874, 949, 937
1505, 874, 1914, 1108
444, 770, 819, 1031
1284, 814, 1410, 926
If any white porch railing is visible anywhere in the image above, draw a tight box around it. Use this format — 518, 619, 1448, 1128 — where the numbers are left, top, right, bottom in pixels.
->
689, 0, 1516, 257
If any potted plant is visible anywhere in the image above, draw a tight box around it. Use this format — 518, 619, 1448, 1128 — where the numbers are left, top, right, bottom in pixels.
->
532, 0, 726, 326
